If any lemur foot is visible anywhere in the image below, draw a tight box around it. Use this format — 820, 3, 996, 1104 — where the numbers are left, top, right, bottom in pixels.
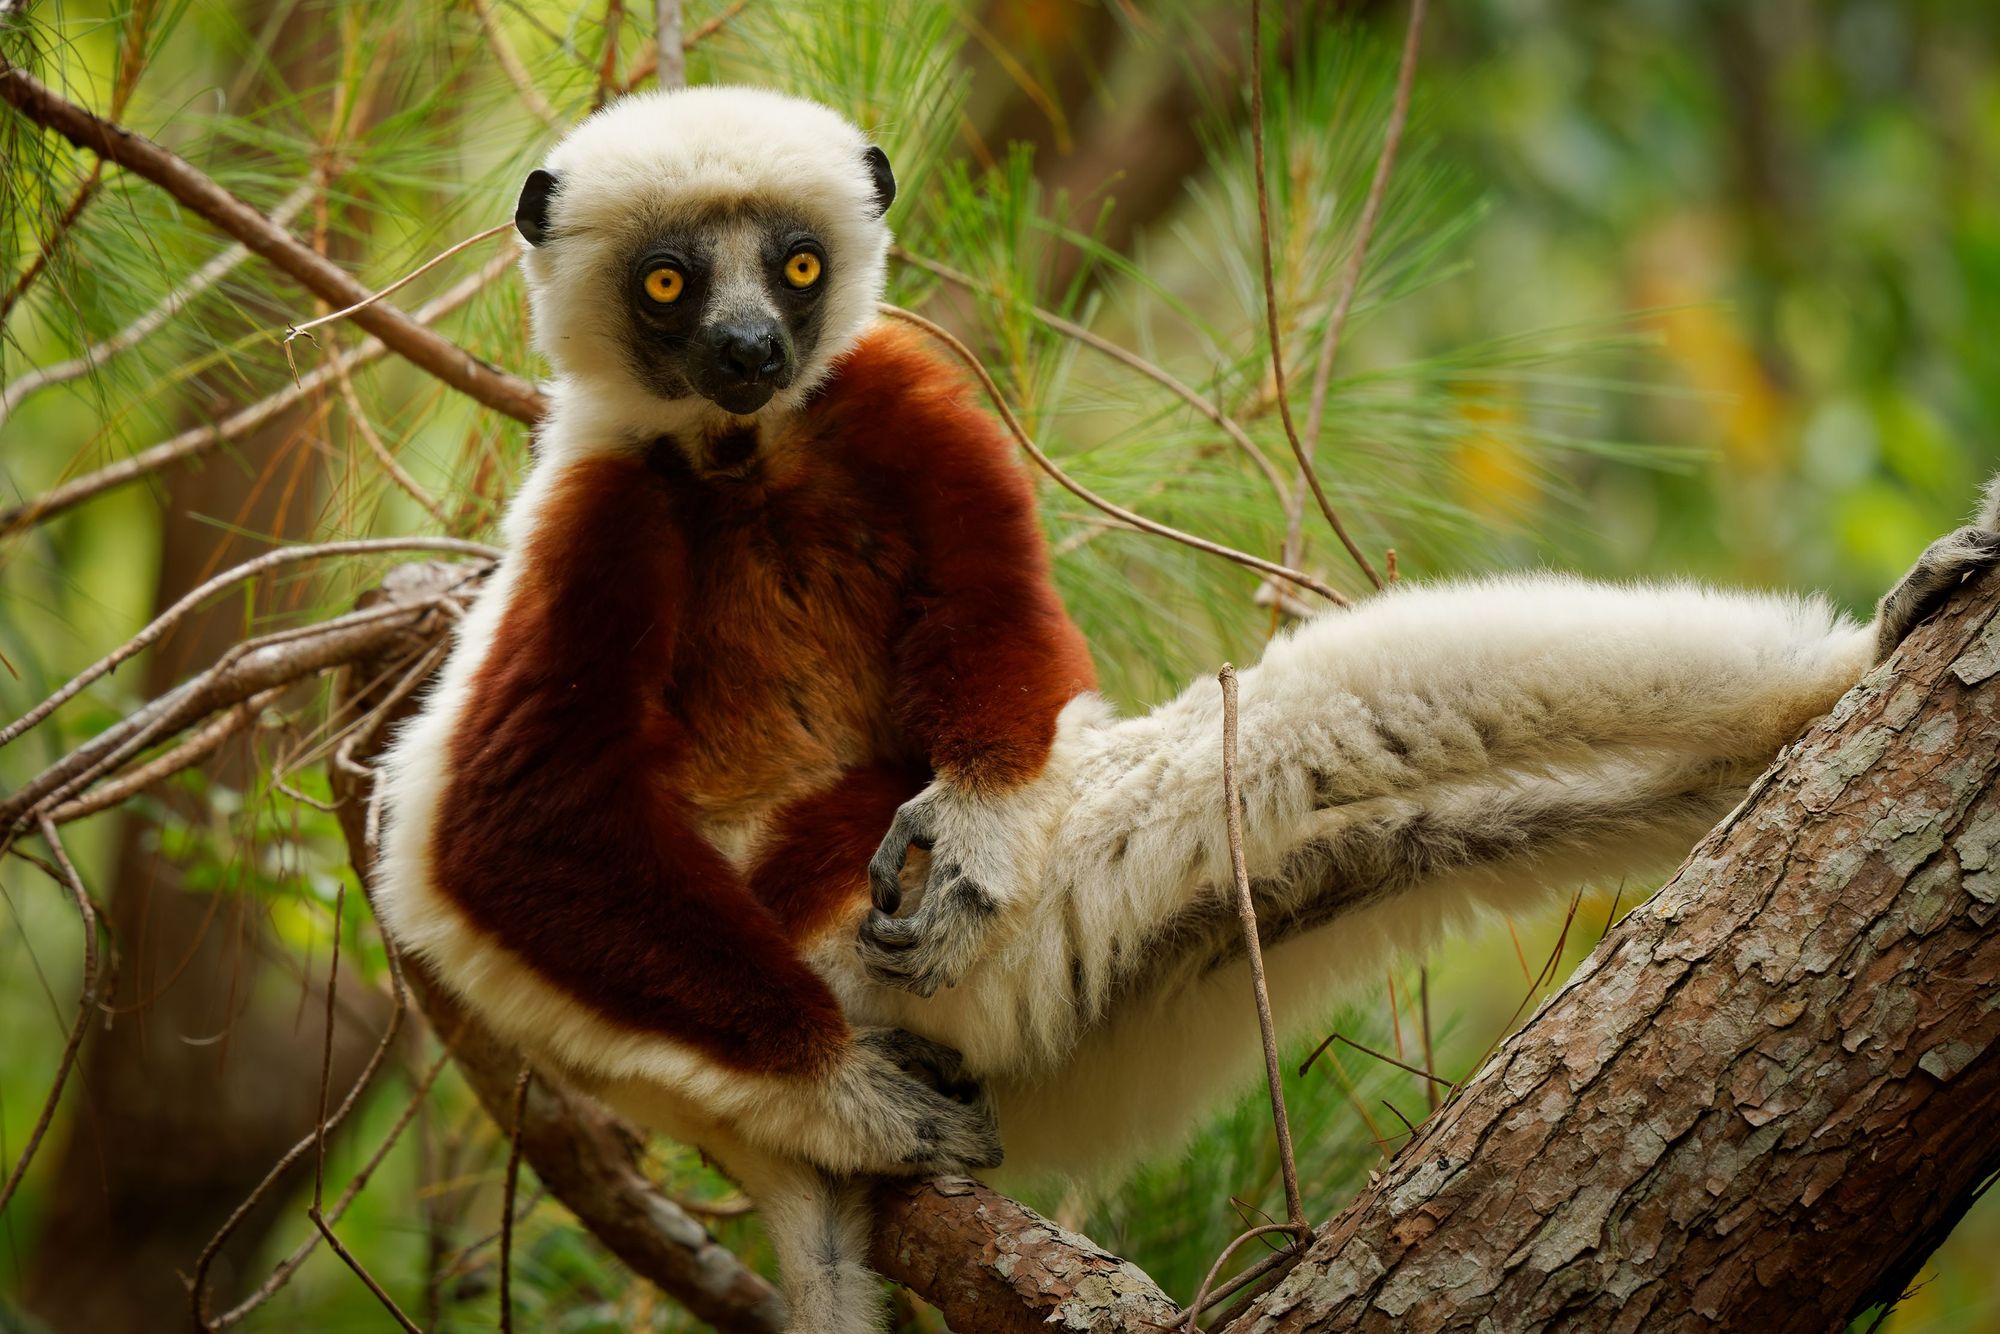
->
861, 790, 1003, 996
1874, 497, 2000, 662
852, 1028, 1003, 1172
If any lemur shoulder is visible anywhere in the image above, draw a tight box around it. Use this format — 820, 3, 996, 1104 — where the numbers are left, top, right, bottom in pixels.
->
376, 86, 2000, 1334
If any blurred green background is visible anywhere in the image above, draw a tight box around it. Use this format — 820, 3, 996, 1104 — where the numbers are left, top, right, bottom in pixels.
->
2, 0, 1996, 1329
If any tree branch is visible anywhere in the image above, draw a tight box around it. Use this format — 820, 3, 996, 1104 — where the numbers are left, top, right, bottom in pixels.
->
0, 58, 547, 423
1219, 567, 2000, 1332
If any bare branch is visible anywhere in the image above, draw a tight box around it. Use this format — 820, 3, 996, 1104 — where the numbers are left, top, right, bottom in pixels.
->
332, 355, 453, 525
217, 1050, 453, 1327
0, 818, 108, 1218
285, 220, 515, 350
1180, 665, 1308, 1331
0, 58, 547, 422
0, 580, 475, 832
471, 0, 563, 129
621, 0, 747, 90
194, 893, 413, 1329
878, 303, 1348, 606
500, 1065, 532, 1334
45, 686, 282, 825
0, 165, 103, 326
0, 246, 518, 538
0, 183, 316, 427
0, 537, 493, 755
1245, 0, 1382, 591
654, 0, 684, 90
871, 1177, 1183, 1334
1281, 0, 1428, 572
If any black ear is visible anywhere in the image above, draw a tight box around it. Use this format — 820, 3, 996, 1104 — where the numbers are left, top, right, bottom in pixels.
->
516, 169, 560, 247
862, 145, 895, 218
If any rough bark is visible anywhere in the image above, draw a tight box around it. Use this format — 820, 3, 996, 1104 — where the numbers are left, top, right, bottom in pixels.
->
872, 1177, 1182, 1334
1220, 567, 2000, 1333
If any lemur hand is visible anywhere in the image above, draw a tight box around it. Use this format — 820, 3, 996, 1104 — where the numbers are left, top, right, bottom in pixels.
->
861, 786, 1004, 996
1874, 474, 2000, 661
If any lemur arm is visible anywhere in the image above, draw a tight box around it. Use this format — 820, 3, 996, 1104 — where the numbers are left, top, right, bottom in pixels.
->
879, 373, 1096, 793
839, 337, 1096, 992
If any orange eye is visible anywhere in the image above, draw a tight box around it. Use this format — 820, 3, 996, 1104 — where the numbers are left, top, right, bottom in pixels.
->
784, 250, 822, 289
643, 267, 684, 303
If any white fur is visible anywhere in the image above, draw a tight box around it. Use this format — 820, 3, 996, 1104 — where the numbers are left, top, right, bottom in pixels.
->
374, 90, 1900, 1334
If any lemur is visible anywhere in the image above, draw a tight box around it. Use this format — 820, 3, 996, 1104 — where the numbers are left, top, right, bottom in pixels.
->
375, 86, 2000, 1334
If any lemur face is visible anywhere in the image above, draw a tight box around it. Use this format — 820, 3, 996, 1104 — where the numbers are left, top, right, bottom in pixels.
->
515, 87, 896, 434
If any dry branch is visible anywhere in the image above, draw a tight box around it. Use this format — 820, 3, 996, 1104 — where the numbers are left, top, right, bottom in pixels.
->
871, 1177, 1183, 1334
1282, 0, 1427, 573
1218, 568, 2000, 1333
1244, 0, 1380, 592
879, 303, 1347, 606
0, 58, 547, 423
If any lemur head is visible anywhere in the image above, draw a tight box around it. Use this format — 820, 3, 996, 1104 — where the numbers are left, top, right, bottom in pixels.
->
515, 87, 894, 439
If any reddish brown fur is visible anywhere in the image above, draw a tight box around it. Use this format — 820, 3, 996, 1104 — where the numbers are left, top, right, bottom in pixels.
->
432, 327, 1096, 1075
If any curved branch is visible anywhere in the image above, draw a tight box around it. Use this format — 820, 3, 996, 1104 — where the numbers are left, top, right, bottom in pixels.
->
1220, 568, 2000, 1333
0, 59, 547, 423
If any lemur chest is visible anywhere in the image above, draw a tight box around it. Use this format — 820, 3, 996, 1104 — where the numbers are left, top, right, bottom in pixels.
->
662, 479, 918, 828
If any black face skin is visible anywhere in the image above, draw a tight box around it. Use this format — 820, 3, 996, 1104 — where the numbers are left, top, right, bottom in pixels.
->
618, 214, 831, 416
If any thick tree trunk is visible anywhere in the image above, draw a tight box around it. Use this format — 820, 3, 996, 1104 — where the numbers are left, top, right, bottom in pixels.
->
1220, 567, 2000, 1333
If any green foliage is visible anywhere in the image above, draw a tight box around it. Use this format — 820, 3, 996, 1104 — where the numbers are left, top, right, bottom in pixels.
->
3, 1, 1997, 1330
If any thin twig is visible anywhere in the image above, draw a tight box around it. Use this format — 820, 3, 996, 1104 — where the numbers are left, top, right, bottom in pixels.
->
0, 537, 494, 754
0, 818, 106, 1218
1181, 665, 1310, 1332
472, 0, 562, 129
1245, 0, 1382, 591
879, 304, 1347, 605
0, 58, 546, 422
893, 246, 1291, 504
308, 1207, 424, 1333
1181, 1223, 1302, 1332
1420, 964, 1438, 1112
285, 220, 515, 353
0, 246, 519, 539
294, 888, 420, 1334
0, 165, 102, 327
193, 895, 415, 1328
1280, 0, 1428, 573
500, 1064, 533, 1334
1299, 1029, 1452, 1087
1219, 664, 1305, 1230
218, 1048, 453, 1329
45, 687, 280, 825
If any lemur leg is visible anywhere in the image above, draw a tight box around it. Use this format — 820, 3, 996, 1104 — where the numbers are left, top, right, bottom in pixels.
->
707, 1146, 883, 1334
989, 755, 1753, 1182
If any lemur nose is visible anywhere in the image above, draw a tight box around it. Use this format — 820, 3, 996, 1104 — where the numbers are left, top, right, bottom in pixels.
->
714, 324, 782, 380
